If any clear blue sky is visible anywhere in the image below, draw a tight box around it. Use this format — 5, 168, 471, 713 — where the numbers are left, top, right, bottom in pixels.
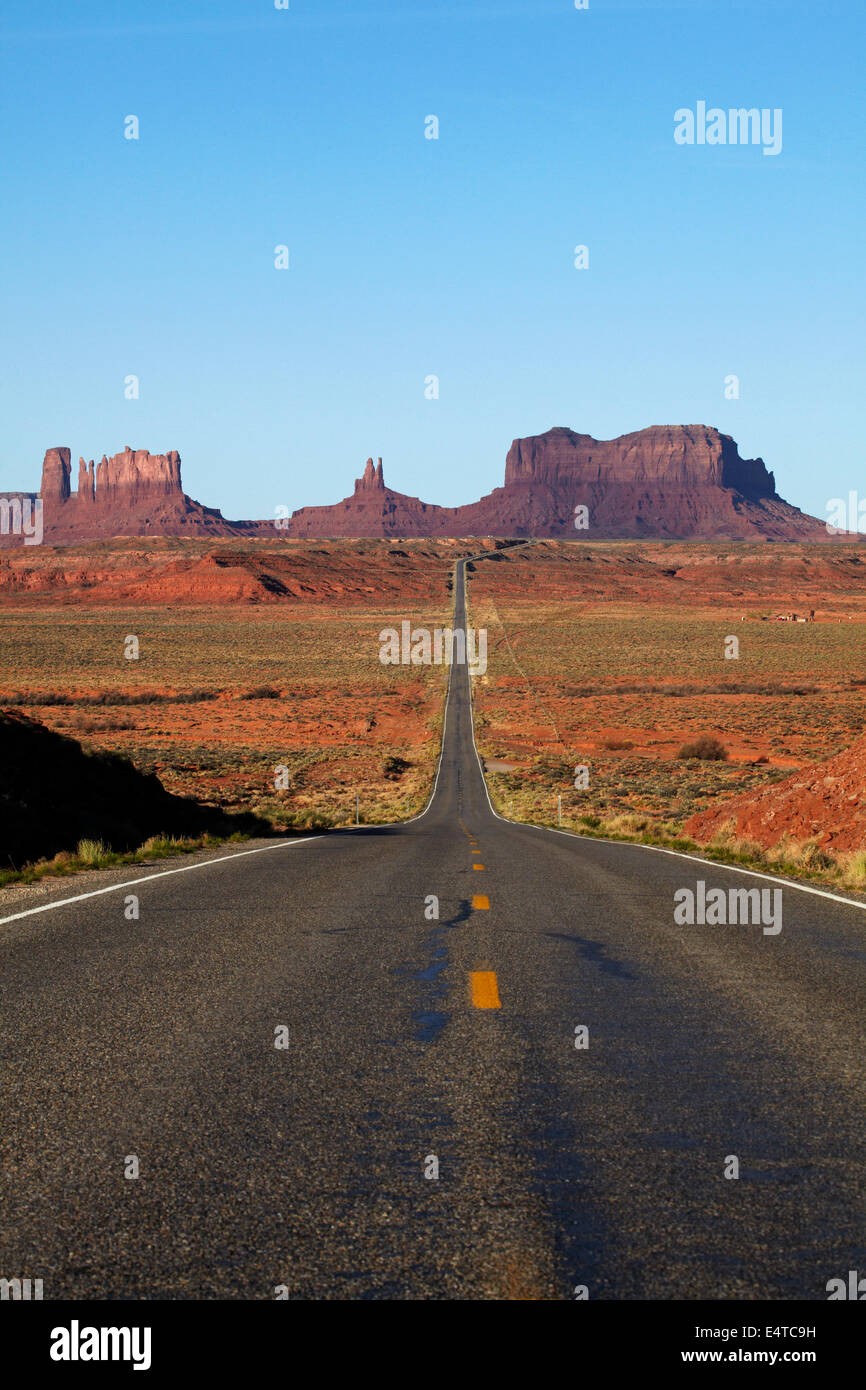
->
1, 0, 863, 522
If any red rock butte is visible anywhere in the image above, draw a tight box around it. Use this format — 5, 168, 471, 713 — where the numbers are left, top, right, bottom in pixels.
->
0, 426, 832, 544
31, 445, 252, 542
288, 428, 828, 541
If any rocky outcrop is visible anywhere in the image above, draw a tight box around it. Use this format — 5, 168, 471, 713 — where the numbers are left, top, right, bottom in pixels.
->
289, 457, 452, 539
44, 446, 183, 509
27, 445, 257, 543
684, 735, 866, 852
355, 457, 385, 493
0, 709, 268, 865
92, 446, 183, 504
40, 448, 71, 503
0, 425, 834, 545
478, 424, 808, 539
289, 427, 829, 541
504, 426, 775, 497
77, 457, 95, 502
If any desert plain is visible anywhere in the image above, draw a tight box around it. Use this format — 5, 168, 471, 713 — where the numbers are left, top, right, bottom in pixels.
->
3, 534, 866, 884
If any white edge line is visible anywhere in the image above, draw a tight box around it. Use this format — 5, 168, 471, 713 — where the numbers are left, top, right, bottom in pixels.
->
343, 628, 454, 830
461, 561, 866, 917
0, 836, 324, 926
0, 563, 462, 929
338, 564, 459, 832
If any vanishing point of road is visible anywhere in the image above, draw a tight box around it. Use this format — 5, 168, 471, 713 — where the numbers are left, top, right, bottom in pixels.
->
2, 561, 866, 1299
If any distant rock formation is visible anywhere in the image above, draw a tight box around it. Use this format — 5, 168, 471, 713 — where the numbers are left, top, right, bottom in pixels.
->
503, 425, 774, 495
0, 425, 833, 545
77, 457, 95, 502
289, 427, 829, 541
43, 445, 184, 510
356, 457, 385, 493
289, 456, 453, 539
25, 445, 256, 543
40, 447, 72, 503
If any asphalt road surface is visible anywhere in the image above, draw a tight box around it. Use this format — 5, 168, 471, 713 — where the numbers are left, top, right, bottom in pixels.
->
2, 560, 866, 1300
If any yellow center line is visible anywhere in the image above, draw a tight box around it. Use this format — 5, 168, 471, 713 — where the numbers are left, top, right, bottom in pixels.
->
473, 863, 485, 870
471, 971, 501, 1009
472, 894, 490, 909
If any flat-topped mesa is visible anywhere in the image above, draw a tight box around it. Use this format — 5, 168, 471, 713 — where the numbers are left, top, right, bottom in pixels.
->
354, 457, 385, 493
504, 425, 776, 501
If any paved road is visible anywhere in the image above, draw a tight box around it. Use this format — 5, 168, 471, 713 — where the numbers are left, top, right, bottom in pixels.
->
2, 560, 866, 1300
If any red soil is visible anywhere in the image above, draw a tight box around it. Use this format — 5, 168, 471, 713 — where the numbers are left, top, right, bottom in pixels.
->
685, 738, 866, 851
0, 538, 465, 606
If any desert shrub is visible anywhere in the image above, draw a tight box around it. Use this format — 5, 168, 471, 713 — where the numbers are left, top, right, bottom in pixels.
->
75, 838, 111, 866
239, 686, 282, 700
605, 812, 649, 835
764, 834, 803, 869
839, 850, 866, 887
727, 837, 766, 862
602, 738, 634, 751
69, 715, 135, 732
382, 755, 411, 779
706, 824, 765, 860
794, 841, 835, 872
5, 692, 73, 706
137, 835, 185, 857
765, 836, 835, 873
284, 810, 336, 830
677, 735, 729, 761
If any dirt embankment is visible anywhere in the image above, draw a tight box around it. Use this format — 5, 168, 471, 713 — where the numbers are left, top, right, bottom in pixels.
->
0, 709, 268, 867
0, 537, 465, 606
685, 738, 866, 851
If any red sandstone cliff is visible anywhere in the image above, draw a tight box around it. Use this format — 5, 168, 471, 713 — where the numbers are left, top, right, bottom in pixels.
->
289, 428, 828, 541
30, 445, 255, 543
503, 426, 774, 496
288, 456, 462, 539
40, 447, 72, 503
0, 426, 831, 545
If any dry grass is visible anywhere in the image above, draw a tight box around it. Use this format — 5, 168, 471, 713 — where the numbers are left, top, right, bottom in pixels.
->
467, 554, 866, 832
75, 838, 112, 867
0, 829, 249, 889
467, 542, 866, 886
0, 589, 452, 827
